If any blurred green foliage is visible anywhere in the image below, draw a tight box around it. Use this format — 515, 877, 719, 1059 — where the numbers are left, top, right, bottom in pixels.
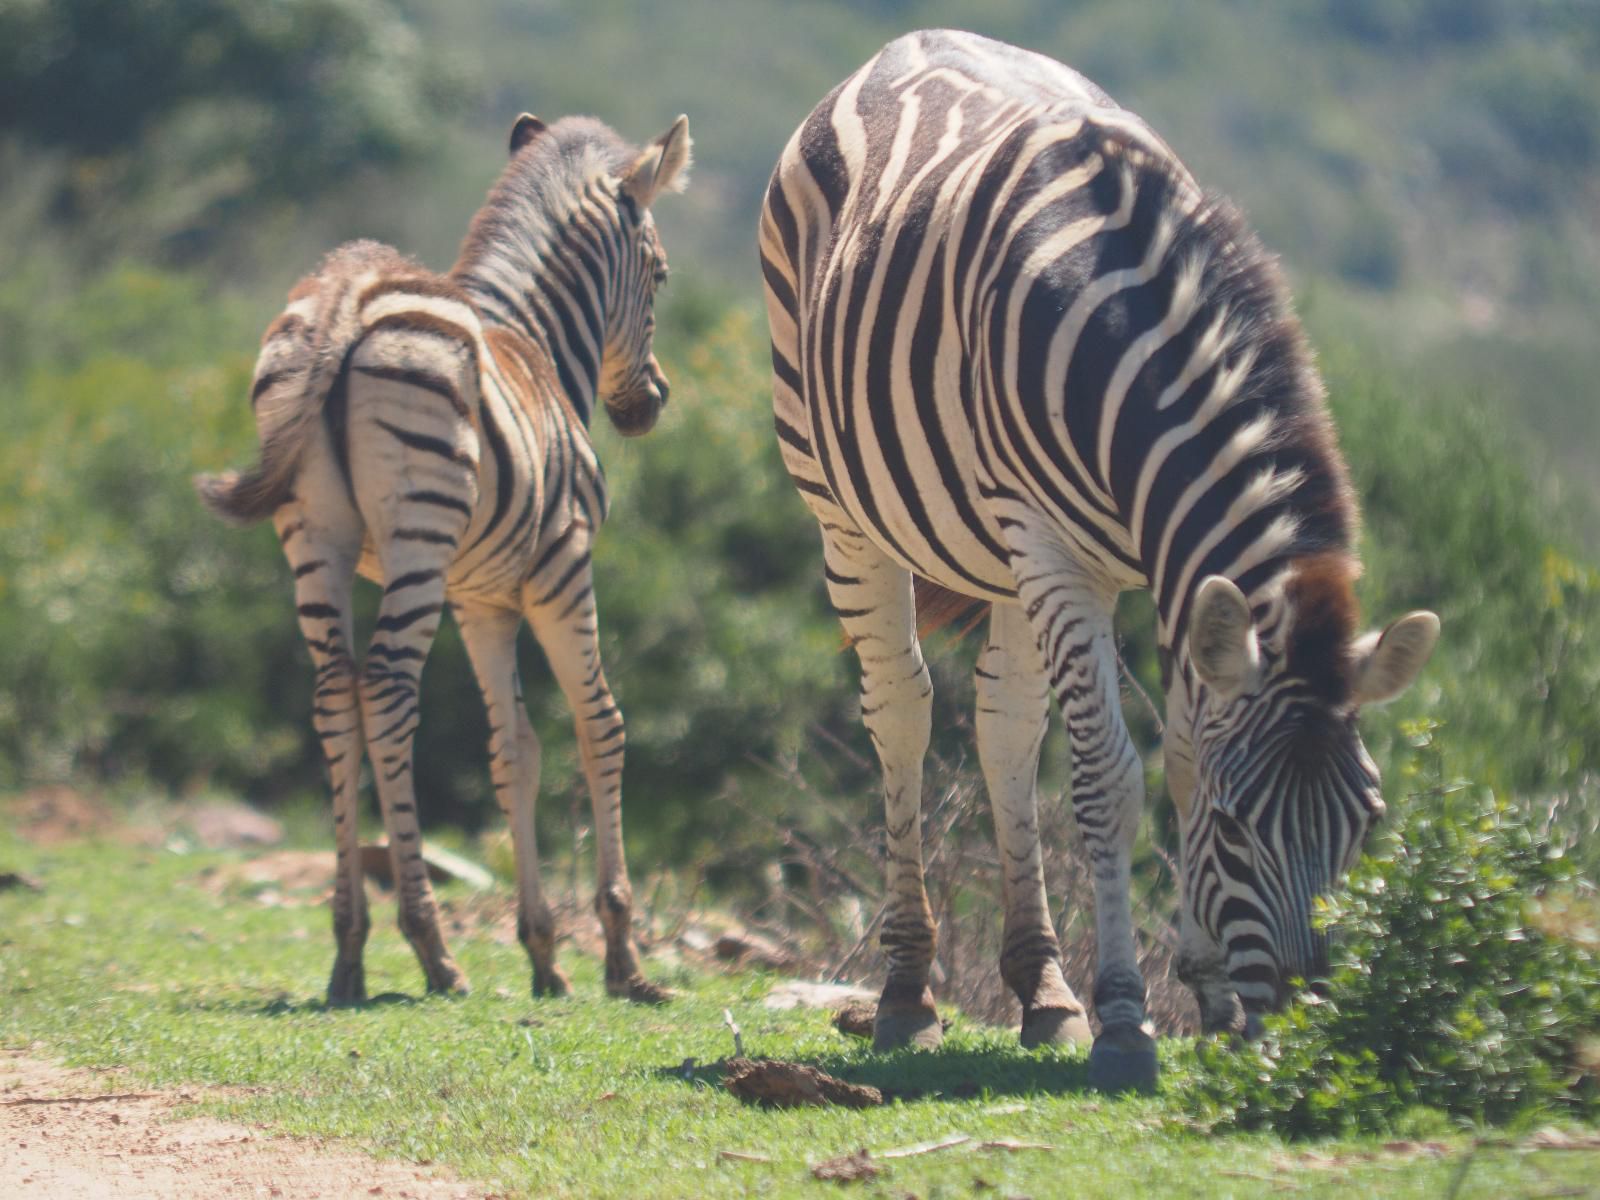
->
1188, 722, 1600, 1135
0, 0, 462, 262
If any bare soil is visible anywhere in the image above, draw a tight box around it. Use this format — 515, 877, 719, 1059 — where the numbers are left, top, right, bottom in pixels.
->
0, 1050, 496, 1199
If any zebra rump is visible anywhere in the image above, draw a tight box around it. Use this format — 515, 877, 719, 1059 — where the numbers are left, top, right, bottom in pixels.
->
194, 240, 438, 526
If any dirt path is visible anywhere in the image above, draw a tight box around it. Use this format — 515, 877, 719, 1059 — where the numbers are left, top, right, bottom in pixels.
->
0, 1050, 496, 1199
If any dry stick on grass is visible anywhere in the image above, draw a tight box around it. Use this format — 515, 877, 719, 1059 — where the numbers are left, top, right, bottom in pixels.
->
723, 1008, 744, 1059
978, 1139, 1057, 1153
4, 1092, 159, 1106
877, 1135, 973, 1159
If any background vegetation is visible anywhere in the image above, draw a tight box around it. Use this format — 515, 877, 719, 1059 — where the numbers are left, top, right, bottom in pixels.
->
2, 1, 1598, 1121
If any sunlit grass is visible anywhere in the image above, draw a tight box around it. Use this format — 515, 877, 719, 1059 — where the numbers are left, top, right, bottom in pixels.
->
0, 830, 1587, 1199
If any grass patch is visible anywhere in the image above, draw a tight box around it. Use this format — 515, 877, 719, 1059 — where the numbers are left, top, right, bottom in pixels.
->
0, 827, 1591, 1198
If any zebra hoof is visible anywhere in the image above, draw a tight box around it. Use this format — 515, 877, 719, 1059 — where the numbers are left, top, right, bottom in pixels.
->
1087, 1026, 1159, 1093
424, 960, 470, 998
532, 967, 572, 998
613, 974, 674, 1006
872, 1005, 944, 1051
1020, 1006, 1093, 1049
326, 961, 367, 1008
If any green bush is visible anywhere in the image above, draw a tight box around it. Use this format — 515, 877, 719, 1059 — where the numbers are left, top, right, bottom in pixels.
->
1186, 721, 1600, 1136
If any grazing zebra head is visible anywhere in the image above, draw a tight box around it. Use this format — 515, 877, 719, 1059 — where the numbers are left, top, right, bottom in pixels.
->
460, 112, 691, 437
1178, 556, 1439, 1019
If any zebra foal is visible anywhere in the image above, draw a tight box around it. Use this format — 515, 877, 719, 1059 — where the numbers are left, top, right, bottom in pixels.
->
760, 30, 1437, 1088
198, 112, 691, 1006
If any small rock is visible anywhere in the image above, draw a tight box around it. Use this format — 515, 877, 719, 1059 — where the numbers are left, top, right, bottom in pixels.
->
184, 801, 285, 850
714, 929, 796, 971
358, 843, 494, 891
764, 980, 876, 1012
833, 998, 877, 1039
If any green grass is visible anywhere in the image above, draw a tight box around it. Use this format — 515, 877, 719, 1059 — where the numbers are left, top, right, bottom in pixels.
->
0, 829, 1588, 1199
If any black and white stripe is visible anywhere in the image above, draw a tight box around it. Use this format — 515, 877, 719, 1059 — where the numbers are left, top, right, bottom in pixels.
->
198, 112, 691, 1006
761, 30, 1436, 1083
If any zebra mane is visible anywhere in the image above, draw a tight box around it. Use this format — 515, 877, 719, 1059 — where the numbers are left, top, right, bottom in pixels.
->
453, 116, 639, 276
1092, 131, 1363, 675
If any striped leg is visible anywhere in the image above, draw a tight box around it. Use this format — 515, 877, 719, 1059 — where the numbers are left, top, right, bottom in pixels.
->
275, 486, 369, 1006
528, 578, 667, 1004
456, 603, 570, 998
1176, 898, 1244, 1035
1166, 730, 1246, 1034
823, 529, 941, 1050
975, 603, 1093, 1048
348, 364, 477, 997
1009, 541, 1157, 1089
358, 558, 467, 995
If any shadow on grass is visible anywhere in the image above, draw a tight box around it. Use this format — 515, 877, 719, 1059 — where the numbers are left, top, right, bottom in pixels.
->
181, 991, 437, 1017
654, 1045, 1094, 1103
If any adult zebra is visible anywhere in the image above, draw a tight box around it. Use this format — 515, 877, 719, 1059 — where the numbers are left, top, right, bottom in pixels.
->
760, 29, 1437, 1089
198, 112, 691, 1007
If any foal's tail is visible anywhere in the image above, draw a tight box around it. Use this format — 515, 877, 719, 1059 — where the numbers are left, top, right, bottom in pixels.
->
195, 239, 421, 526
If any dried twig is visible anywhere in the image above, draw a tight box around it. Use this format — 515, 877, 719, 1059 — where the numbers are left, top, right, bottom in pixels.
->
4, 1092, 158, 1106
1117, 640, 1164, 736
723, 1008, 744, 1058
717, 1149, 773, 1164
877, 1134, 973, 1159
977, 1139, 1057, 1153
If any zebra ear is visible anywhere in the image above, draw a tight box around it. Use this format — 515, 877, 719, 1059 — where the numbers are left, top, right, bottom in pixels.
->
1190, 575, 1261, 701
1352, 611, 1439, 706
622, 115, 693, 207
509, 113, 547, 155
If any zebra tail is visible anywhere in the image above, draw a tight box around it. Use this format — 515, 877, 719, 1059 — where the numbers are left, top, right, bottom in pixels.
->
194, 239, 415, 527
839, 578, 991, 651
194, 465, 281, 526
913, 576, 990, 642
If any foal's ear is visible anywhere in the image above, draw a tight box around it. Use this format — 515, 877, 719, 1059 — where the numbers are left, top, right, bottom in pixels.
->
1189, 576, 1261, 701
509, 113, 547, 155
621, 115, 693, 208
1351, 611, 1440, 706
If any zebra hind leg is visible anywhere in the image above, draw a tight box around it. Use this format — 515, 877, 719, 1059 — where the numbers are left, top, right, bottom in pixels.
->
275, 483, 370, 1005
456, 602, 571, 999
347, 371, 478, 997
823, 530, 942, 1050
358, 556, 469, 997
528, 574, 668, 1005
974, 603, 1093, 1049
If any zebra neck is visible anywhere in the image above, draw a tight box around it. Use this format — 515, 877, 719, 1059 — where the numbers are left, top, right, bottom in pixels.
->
453, 223, 611, 429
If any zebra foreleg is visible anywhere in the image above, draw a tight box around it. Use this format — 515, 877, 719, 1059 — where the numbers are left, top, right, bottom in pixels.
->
528, 583, 667, 1004
1012, 553, 1157, 1089
457, 603, 570, 999
974, 602, 1093, 1049
1164, 723, 1246, 1034
823, 531, 941, 1050
277, 499, 369, 1007
1175, 906, 1245, 1035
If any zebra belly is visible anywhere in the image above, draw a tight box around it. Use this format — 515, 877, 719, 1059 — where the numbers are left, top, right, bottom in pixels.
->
803, 373, 1016, 599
